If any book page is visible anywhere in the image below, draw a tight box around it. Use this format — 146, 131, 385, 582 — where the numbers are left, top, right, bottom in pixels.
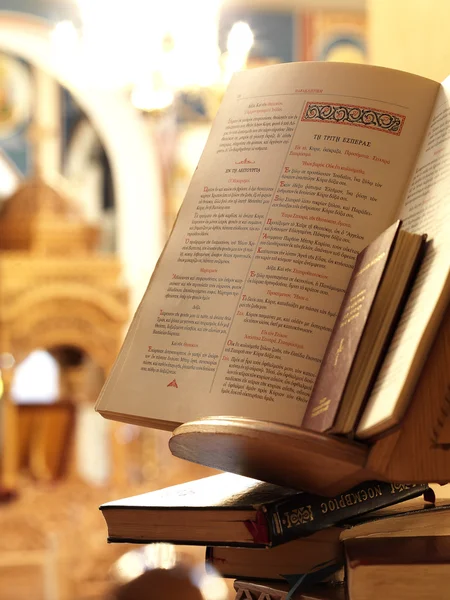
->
97, 62, 438, 428
357, 80, 450, 438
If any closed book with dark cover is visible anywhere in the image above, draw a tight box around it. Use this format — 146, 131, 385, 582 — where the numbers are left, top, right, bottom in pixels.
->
264, 481, 428, 547
100, 472, 429, 548
302, 221, 426, 434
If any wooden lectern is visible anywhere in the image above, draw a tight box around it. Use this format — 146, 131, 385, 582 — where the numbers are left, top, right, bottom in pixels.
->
170, 306, 450, 496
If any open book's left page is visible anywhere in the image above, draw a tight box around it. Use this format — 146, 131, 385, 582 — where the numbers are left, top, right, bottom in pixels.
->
96, 61, 438, 429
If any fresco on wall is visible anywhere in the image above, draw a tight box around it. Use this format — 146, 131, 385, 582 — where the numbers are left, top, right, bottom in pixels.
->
0, 53, 32, 176
0, 0, 82, 178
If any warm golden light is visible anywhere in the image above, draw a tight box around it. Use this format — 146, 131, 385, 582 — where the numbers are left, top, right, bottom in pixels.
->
227, 21, 254, 56
0, 352, 14, 369
131, 85, 174, 112
51, 20, 79, 50
112, 544, 228, 599
223, 21, 254, 83
143, 543, 177, 570
53, 0, 223, 95
114, 543, 177, 583
52, 0, 253, 110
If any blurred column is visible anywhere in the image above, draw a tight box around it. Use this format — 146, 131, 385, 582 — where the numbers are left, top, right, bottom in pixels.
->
33, 66, 62, 181
0, 364, 18, 492
368, 0, 450, 81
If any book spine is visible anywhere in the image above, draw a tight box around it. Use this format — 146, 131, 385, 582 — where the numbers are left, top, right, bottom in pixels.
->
262, 481, 428, 547
301, 222, 400, 432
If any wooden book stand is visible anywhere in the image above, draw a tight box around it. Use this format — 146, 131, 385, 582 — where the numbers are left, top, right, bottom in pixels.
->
169, 307, 450, 496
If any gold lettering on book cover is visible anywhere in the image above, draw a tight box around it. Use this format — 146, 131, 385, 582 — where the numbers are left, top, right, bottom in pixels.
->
355, 251, 386, 277
333, 338, 344, 367
282, 505, 314, 528
339, 289, 366, 328
320, 484, 384, 513
390, 483, 417, 494
311, 396, 331, 417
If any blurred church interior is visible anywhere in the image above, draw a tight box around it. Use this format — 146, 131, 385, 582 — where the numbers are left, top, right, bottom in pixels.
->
0, 0, 448, 598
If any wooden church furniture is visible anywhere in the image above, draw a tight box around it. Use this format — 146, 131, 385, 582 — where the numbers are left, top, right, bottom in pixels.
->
0, 176, 129, 492
17, 401, 76, 482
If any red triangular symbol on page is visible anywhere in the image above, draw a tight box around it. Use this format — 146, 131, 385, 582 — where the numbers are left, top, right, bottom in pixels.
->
167, 379, 178, 388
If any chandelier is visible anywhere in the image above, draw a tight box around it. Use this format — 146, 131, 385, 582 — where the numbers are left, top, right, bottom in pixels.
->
51, 0, 254, 113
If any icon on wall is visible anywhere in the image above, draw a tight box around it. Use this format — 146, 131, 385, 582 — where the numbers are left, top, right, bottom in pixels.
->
301, 11, 366, 64
0, 53, 32, 140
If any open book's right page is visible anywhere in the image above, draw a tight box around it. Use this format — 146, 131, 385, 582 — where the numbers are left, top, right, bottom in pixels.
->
357, 78, 450, 439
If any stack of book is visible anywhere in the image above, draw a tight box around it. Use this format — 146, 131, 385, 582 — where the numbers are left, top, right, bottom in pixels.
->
95, 60, 450, 598
100, 473, 449, 599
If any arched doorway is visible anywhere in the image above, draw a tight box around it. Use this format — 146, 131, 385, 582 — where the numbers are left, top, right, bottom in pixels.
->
11, 344, 112, 485
11, 349, 59, 404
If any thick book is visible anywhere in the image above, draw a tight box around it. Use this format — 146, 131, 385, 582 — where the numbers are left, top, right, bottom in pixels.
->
302, 221, 426, 434
99, 472, 428, 547
207, 498, 446, 581
95, 61, 450, 441
206, 528, 343, 581
340, 498, 450, 541
345, 536, 450, 600
233, 580, 345, 600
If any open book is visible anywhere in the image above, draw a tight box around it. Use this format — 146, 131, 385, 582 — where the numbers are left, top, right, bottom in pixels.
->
96, 62, 450, 440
